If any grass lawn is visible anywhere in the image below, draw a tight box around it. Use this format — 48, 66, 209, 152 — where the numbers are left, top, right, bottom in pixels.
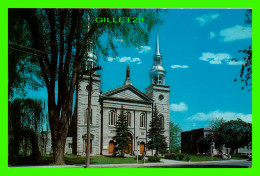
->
9, 155, 158, 166
189, 155, 222, 162
164, 155, 247, 162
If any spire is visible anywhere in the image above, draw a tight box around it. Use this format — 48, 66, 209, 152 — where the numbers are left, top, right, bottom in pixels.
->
155, 30, 160, 56
124, 65, 132, 85
149, 30, 166, 85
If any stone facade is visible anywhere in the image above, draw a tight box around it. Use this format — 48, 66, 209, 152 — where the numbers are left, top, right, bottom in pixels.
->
73, 31, 170, 156
43, 32, 171, 156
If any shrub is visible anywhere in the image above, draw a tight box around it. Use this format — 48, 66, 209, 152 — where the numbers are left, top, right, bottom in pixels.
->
148, 156, 160, 162
165, 154, 177, 160
184, 154, 191, 161
176, 153, 185, 160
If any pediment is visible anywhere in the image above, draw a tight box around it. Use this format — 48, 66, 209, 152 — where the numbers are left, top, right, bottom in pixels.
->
102, 85, 153, 102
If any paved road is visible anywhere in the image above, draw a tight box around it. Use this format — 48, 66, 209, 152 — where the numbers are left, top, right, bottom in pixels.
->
10, 159, 252, 168
90, 159, 251, 168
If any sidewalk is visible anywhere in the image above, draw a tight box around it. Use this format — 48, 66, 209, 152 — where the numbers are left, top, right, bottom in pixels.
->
10, 159, 249, 168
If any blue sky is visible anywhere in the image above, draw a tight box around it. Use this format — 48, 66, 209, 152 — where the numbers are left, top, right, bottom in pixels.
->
27, 9, 252, 131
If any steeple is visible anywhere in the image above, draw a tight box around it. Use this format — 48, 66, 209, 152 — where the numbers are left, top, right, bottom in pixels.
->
149, 31, 166, 85
85, 14, 98, 70
155, 30, 160, 56
124, 65, 132, 85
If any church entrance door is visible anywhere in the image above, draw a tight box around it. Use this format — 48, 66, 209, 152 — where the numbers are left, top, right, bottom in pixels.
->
85, 139, 92, 153
140, 142, 145, 154
109, 141, 114, 154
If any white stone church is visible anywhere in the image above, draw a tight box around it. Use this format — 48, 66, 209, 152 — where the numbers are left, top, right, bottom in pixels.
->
44, 32, 170, 156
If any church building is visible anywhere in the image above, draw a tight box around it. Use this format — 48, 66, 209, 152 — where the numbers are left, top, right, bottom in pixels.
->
74, 31, 170, 156
41, 32, 171, 156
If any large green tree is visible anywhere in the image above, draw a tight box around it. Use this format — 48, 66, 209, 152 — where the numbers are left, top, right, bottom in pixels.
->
8, 9, 164, 164
147, 106, 168, 155
169, 121, 181, 153
8, 98, 45, 161
113, 106, 132, 157
209, 118, 252, 154
8, 10, 43, 99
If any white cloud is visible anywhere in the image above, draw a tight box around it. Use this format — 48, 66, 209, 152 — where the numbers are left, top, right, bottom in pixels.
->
107, 57, 115, 61
137, 46, 152, 54
187, 110, 252, 123
171, 65, 189, 69
220, 25, 252, 42
195, 13, 220, 26
199, 52, 246, 66
227, 60, 245, 65
170, 102, 188, 112
107, 56, 142, 64
199, 52, 232, 65
119, 57, 131, 62
114, 38, 124, 42
209, 32, 216, 39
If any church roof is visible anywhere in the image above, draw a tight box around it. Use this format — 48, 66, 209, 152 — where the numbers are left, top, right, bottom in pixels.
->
101, 84, 153, 103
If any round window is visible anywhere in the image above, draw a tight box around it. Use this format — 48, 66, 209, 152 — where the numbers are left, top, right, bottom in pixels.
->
159, 94, 164, 100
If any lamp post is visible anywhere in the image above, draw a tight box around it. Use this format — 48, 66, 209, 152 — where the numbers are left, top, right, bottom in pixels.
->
136, 136, 139, 163
85, 63, 101, 168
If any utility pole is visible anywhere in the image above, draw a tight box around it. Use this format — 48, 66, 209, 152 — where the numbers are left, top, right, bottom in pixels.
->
85, 63, 101, 168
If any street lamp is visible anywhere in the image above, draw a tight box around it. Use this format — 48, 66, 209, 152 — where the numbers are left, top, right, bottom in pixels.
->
136, 136, 139, 163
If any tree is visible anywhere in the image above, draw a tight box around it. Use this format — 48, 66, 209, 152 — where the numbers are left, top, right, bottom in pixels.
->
169, 121, 181, 153
209, 118, 252, 154
8, 10, 43, 100
147, 105, 168, 155
112, 106, 132, 157
8, 9, 164, 164
208, 118, 227, 150
233, 9, 252, 91
8, 98, 45, 161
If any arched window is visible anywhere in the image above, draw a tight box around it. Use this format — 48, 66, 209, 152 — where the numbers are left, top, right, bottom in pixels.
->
84, 108, 92, 124
159, 115, 164, 129
140, 113, 146, 127
126, 112, 131, 127
109, 110, 115, 126
158, 76, 162, 85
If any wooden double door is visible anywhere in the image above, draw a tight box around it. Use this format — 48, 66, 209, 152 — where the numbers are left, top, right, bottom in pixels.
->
85, 140, 92, 153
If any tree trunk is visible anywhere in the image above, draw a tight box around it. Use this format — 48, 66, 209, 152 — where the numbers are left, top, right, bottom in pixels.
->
52, 133, 67, 165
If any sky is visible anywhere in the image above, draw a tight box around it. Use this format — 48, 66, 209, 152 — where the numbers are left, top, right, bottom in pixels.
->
26, 9, 252, 131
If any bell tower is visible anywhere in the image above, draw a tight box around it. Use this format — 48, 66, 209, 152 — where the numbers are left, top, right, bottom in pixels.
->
145, 30, 170, 148
76, 35, 101, 156
149, 30, 166, 85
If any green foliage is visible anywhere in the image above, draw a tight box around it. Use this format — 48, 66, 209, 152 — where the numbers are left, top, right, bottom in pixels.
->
175, 153, 185, 160
219, 119, 252, 152
113, 106, 132, 156
210, 118, 252, 154
169, 121, 181, 153
165, 153, 177, 160
148, 156, 161, 162
147, 105, 168, 154
8, 98, 45, 160
234, 9, 252, 91
184, 154, 191, 161
165, 153, 191, 161
9, 8, 165, 164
